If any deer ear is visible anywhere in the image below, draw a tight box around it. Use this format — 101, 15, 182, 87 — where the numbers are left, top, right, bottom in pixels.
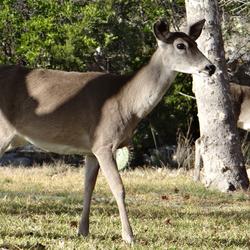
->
153, 19, 169, 43
188, 19, 205, 40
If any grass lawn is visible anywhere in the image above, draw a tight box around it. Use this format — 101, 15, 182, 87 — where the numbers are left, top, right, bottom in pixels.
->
0, 165, 249, 250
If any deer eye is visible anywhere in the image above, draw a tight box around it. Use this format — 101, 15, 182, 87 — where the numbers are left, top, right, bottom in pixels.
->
176, 43, 186, 50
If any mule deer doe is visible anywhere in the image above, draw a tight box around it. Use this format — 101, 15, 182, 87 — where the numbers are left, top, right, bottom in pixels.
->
0, 19, 215, 243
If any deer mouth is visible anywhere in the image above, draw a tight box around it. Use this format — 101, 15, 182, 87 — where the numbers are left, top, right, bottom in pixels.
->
198, 70, 214, 77
197, 64, 216, 77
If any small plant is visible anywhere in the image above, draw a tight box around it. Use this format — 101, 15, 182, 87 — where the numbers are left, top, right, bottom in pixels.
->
140, 118, 195, 169
115, 146, 133, 171
172, 118, 195, 170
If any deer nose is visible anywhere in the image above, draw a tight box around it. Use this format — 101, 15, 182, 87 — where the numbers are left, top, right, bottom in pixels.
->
205, 64, 216, 76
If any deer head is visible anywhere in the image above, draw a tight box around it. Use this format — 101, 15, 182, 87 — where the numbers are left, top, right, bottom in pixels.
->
153, 19, 216, 76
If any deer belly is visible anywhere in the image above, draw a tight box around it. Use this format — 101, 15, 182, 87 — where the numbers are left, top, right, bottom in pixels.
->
237, 102, 250, 131
237, 120, 250, 131
237, 112, 250, 131
22, 136, 91, 155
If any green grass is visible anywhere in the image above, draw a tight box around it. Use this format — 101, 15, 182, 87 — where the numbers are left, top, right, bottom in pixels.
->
0, 165, 249, 250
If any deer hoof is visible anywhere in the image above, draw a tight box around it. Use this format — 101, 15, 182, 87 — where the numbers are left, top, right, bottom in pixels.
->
78, 225, 89, 237
122, 233, 134, 244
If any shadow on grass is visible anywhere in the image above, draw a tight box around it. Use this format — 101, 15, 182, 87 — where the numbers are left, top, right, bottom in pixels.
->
0, 242, 46, 250
0, 230, 78, 240
0, 196, 82, 217
215, 237, 250, 248
154, 235, 250, 249
185, 236, 250, 248
1, 189, 250, 222
0, 190, 117, 217
126, 198, 250, 220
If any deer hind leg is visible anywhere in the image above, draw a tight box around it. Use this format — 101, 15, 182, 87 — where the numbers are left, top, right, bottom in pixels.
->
94, 146, 134, 244
78, 155, 100, 237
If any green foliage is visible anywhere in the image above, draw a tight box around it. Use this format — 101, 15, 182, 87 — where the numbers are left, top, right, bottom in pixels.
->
0, 0, 180, 71
0, 0, 195, 158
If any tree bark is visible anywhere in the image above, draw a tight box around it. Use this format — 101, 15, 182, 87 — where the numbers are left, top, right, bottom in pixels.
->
185, 0, 249, 191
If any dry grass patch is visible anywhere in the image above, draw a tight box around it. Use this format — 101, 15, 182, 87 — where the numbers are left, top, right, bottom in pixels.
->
0, 165, 249, 249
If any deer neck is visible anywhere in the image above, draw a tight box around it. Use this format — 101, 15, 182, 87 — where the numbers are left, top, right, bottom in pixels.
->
123, 49, 177, 119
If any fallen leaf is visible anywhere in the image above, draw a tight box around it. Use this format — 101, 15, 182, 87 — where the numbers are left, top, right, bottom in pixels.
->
164, 218, 172, 225
161, 195, 169, 200
70, 221, 78, 228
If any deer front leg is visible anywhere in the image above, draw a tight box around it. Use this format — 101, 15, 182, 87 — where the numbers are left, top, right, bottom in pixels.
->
94, 146, 134, 244
78, 155, 100, 237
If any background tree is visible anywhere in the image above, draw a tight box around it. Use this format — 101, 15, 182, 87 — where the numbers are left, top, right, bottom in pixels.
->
185, 0, 249, 191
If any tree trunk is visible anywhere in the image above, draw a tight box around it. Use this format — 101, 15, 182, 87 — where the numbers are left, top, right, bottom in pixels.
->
185, 0, 249, 191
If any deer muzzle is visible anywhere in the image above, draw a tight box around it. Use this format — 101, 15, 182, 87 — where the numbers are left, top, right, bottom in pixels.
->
204, 64, 216, 76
